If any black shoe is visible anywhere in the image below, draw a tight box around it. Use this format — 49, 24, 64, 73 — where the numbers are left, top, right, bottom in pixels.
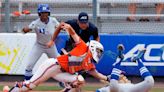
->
155, 18, 161, 22
131, 48, 146, 62
126, 17, 135, 22
139, 18, 149, 22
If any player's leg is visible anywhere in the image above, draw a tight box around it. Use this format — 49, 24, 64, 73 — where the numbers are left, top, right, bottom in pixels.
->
53, 72, 85, 92
109, 44, 125, 92
130, 49, 154, 92
25, 43, 44, 80
131, 59, 154, 92
29, 58, 62, 85
9, 58, 62, 92
96, 44, 125, 92
109, 58, 123, 92
46, 45, 63, 90
96, 59, 122, 92
46, 45, 60, 58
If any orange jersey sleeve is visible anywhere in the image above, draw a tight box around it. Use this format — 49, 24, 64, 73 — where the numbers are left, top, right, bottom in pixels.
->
69, 38, 88, 56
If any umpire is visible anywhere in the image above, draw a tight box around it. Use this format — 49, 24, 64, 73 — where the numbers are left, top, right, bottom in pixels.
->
63, 12, 100, 53
47, 12, 100, 54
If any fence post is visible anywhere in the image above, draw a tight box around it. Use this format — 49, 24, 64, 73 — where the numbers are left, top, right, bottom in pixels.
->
92, 0, 97, 26
5, 0, 11, 32
0, 1, 2, 23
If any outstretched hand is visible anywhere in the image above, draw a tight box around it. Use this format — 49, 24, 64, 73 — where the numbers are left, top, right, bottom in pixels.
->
22, 27, 31, 33
60, 22, 72, 31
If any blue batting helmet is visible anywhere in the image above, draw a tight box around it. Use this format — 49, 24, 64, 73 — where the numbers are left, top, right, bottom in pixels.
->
38, 4, 50, 13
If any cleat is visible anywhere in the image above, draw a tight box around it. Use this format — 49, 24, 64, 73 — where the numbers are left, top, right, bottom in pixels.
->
117, 44, 125, 51
131, 48, 146, 62
113, 44, 125, 66
62, 88, 71, 92
15, 82, 24, 88
117, 44, 125, 59
8, 81, 33, 92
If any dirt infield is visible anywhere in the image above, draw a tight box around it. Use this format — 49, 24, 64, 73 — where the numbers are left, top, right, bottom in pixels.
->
31, 91, 93, 92
1, 73, 164, 92
1, 81, 164, 92
31, 90, 93, 92
0, 82, 103, 92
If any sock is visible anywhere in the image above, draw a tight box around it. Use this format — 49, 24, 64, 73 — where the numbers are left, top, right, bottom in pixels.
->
24, 69, 33, 80
138, 59, 151, 79
111, 58, 122, 80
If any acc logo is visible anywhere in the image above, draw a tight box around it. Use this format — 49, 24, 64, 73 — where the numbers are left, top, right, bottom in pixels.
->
80, 16, 87, 20
124, 44, 164, 62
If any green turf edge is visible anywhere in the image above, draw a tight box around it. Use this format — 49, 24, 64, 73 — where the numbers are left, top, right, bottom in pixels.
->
0, 85, 164, 91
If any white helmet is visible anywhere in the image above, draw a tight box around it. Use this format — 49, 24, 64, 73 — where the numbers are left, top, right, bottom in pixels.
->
89, 40, 104, 63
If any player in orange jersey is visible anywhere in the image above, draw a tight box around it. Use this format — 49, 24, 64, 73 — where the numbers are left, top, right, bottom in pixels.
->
6, 22, 109, 92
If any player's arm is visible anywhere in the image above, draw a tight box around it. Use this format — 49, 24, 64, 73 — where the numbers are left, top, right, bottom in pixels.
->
49, 22, 77, 42
88, 69, 108, 81
93, 27, 100, 42
61, 23, 80, 43
46, 22, 64, 48
51, 22, 64, 41
22, 21, 36, 33
22, 27, 32, 33
47, 22, 80, 47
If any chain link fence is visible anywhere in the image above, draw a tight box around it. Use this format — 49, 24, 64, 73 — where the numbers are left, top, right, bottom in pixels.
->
1, 0, 164, 33
1, 0, 95, 33
0, 0, 3, 32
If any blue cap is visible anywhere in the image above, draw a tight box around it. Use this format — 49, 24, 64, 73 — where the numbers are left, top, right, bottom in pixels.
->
38, 4, 50, 13
78, 12, 89, 23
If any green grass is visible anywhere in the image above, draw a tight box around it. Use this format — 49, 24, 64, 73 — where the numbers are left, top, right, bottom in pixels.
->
33, 86, 101, 91
150, 88, 164, 92
0, 85, 164, 92
1, 86, 101, 91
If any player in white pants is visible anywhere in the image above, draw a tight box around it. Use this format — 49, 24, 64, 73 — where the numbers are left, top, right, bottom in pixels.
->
96, 46, 154, 92
22, 4, 60, 80
6, 22, 109, 92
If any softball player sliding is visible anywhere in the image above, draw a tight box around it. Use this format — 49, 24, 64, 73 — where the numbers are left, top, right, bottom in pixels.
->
22, 4, 60, 80
6, 22, 108, 92
96, 46, 154, 92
